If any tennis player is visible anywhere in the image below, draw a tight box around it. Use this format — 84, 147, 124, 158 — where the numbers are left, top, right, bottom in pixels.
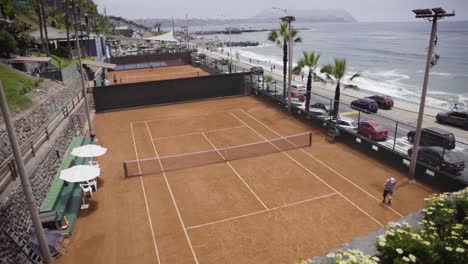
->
382, 177, 397, 205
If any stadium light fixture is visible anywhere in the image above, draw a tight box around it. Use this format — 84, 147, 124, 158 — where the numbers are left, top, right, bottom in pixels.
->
279, 15, 296, 113
408, 7, 455, 180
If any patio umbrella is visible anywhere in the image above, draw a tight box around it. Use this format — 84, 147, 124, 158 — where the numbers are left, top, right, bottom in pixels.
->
59, 165, 100, 183
71, 144, 107, 157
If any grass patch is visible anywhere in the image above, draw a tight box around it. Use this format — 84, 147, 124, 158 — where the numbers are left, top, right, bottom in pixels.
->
0, 64, 41, 110
31, 51, 73, 68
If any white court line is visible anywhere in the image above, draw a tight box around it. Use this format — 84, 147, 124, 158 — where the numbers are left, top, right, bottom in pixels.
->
145, 122, 200, 264
131, 108, 244, 125
231, 111, 384, 227
238, 109, 404, 218
129, 123, 161, 264
200, 132, 269, 210
187, 192, 337, 230
153, 125, 246, 140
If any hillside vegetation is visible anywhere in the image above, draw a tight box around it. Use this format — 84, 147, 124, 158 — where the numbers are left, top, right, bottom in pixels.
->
0, 64, 41, 110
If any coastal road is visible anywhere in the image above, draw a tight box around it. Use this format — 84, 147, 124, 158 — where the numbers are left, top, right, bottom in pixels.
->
198, 48, 468, 143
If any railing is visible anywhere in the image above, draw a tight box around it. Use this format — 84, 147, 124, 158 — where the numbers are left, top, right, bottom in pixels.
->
252, 78, 468, 191
0, 92, 85, 195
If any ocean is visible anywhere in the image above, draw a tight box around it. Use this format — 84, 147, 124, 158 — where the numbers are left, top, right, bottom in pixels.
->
200, 21, 468, 110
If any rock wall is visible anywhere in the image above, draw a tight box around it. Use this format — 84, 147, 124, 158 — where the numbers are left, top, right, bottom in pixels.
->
0, 101, 87, 264
0, 72, 83, 165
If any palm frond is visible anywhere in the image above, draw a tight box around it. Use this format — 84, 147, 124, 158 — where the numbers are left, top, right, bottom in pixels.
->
268, 30, 278, 42
294, 36, 302, 43
313, 74, 326, 83
349, 72, 361, 81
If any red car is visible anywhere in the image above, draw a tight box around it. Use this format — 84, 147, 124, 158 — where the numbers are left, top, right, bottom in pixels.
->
291, 89, 305, 102
367, 95, 394, 109
358, 121, 389, 141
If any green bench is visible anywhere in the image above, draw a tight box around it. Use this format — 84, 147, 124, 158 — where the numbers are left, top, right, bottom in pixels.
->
40, 136, 94, 236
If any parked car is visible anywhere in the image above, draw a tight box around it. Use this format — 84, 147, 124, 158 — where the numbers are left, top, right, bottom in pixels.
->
326, 116, 358, 130
407, 127, 456, 150
408, 147, 465, 175
367, 95, 394, 109
291, 84, 307, 93
436, 111, 468, 129
250, 66, 264, 75
197, 53, 206, 59
310, 103, 330, 113
357, 121, 389, 141
351, 98, 379, 113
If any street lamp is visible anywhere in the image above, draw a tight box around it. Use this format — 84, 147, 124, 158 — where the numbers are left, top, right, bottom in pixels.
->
409, 7, 455, 180
219, 14, 232, 73
280, 15, 296, 113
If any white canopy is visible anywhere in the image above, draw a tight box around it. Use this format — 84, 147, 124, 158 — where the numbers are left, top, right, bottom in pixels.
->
144, 31, 179, 42
71, 144, 107, 157
60, 165, 100, 183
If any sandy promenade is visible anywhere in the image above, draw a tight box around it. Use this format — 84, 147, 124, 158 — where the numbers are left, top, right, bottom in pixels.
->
200, 48, 468, 143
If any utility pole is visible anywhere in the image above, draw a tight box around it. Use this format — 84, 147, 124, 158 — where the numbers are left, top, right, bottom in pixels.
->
186, 14, 189, 50
172, 16, 175, 33
280, 15, 296, 113
0, 82, 53, 264
72, 7, 96, 141
409, 8, 455, 180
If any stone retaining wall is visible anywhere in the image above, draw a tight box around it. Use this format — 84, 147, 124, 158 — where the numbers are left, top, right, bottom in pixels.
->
0, 72, 83, 166
0, 101, 87, 264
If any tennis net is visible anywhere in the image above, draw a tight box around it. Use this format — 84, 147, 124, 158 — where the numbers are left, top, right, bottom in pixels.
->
123, 131, 312, 177
120, 70, 201, 83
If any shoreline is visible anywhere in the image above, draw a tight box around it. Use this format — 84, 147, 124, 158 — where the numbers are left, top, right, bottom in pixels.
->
198, 47, 468, 143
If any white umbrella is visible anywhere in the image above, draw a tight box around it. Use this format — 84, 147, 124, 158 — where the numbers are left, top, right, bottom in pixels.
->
71, 144, 107, 157
60, 165, 100, 183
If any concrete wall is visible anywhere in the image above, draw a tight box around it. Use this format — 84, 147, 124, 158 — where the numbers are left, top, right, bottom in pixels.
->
0, 101, 87, 264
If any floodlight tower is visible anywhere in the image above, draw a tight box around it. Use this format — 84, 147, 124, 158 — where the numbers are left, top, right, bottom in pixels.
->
409, 8, 455, 180
273, 6, 296, 113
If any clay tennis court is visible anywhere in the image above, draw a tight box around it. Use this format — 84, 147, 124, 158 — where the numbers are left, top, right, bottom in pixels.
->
57, 96, 434, 264
108, 65, 211, 85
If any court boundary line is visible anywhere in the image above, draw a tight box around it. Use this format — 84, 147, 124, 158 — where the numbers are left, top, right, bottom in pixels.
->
130, 123, 161, 264
230, 111, 384, 227
201, 132, 269, 210
152, 125, 246, 140
186, 192, 338, 230
238, 109, 404, 217
144, 121, 200, 264
131, 108, 244, 125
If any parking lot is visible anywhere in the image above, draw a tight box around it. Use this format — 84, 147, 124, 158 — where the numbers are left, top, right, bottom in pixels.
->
253, 78, 468, 182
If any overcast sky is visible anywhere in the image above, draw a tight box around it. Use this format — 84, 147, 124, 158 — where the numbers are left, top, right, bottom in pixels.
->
94, 0, 468, 21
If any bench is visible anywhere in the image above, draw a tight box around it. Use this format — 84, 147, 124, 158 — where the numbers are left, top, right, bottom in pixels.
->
40, 136, 93, 236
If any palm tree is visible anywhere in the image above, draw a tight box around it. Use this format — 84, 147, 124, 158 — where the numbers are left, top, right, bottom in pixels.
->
39, 0, 50, 56
320, 58, 360, 117
264, 76, 273, 93
154, 23, 161, 32
267, 22, 302, 97
293, 51, 322, 112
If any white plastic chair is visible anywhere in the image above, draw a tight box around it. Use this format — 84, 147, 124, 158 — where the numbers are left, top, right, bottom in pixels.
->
80, 184, 93, 199
86, 178, 98, 191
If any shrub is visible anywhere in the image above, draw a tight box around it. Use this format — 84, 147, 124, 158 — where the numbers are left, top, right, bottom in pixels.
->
376, 188, 468, 264
296, 249, 380, 264
376, 223, 435, 263
0, 30, 17, 57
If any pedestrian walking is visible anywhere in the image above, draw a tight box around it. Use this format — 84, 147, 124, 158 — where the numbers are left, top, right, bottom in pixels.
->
301, 73, 304, 81
382, 177, 397, 205
271, 65, 273, 72
451, 103, 459, 111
